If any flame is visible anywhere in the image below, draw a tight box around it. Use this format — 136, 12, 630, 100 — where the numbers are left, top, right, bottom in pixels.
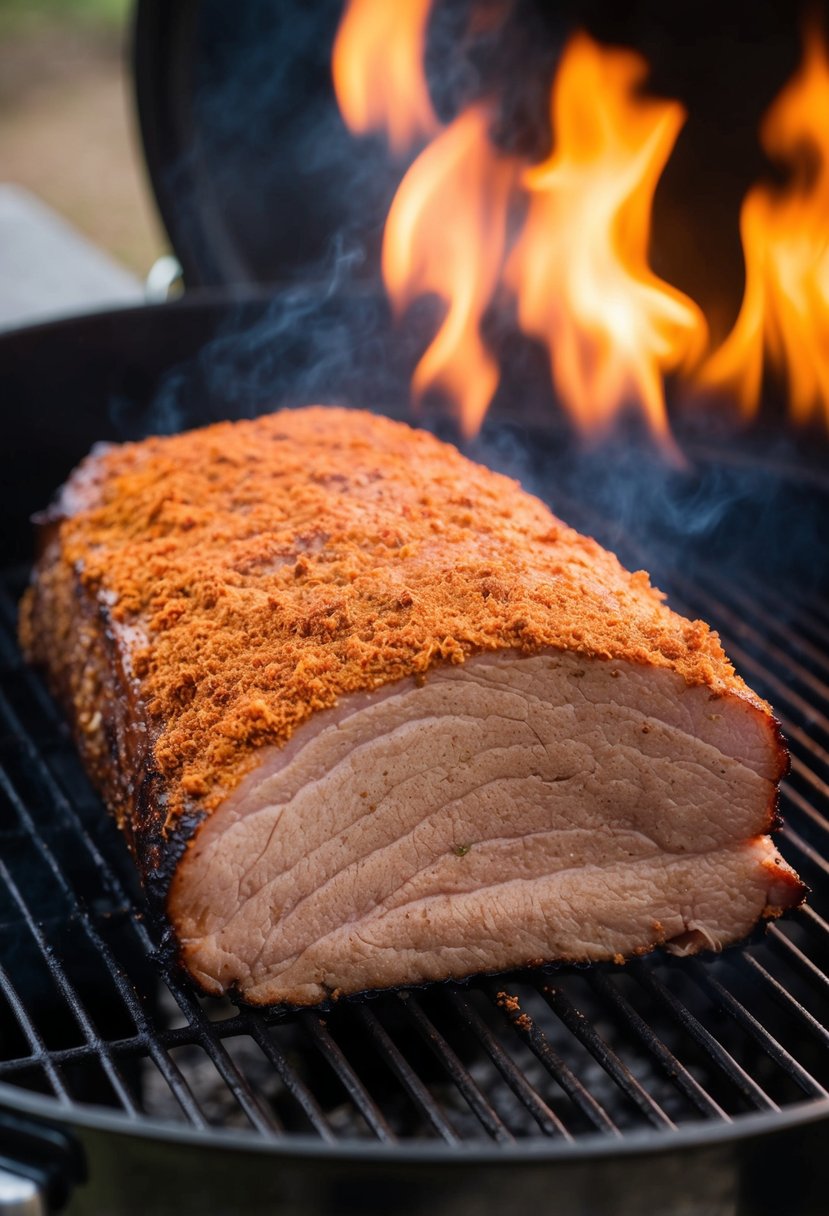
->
382, 104, 519, 436
332, 0, 439, 154
699, 25, 829, 427
334, 10, 829, 443
506, 33, 707, 444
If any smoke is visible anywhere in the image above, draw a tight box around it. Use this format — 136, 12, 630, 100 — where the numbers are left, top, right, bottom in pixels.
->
143, 283, 398, 437
474, 414, 829, 600
159, 0, 407, 288
136, 0, 828, 602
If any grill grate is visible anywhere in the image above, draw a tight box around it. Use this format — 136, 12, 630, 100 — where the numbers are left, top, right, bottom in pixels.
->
0, 543, 828, 1149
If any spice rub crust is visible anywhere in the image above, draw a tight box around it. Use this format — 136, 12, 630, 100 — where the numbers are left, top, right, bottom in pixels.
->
20, 406, 777, 826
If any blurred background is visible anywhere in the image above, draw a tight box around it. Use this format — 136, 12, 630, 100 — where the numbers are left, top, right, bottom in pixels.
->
0, 0, 165, 275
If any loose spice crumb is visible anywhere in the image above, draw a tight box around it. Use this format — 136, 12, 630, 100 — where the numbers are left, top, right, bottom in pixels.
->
496, 991, 520, 1014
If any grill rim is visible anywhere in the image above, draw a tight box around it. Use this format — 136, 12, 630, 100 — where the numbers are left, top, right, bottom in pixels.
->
2, 1058, 827, 1162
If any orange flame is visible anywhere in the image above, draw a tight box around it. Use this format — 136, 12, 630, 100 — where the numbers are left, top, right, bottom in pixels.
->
332, 0, 439, 154
506, 33, 707, 444
699, 25, 829, 427
333, 8, 829, 444
382, 104, 519, 436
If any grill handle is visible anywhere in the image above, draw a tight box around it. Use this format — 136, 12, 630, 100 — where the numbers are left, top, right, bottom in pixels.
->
0, 1170, 44, 1216
0, 1112, 83, 1214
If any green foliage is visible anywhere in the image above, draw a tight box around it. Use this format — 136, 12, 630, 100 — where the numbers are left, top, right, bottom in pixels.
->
0, 0, 131, 36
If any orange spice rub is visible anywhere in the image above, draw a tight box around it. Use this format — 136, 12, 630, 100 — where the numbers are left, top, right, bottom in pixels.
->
20, 406, 768, 825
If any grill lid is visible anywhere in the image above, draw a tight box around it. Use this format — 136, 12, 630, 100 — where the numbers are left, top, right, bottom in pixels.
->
134, 0, 392, 288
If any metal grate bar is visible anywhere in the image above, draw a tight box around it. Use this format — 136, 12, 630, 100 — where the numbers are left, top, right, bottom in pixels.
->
0, 598, 309, 1136
0, 751, 210, 1129
735, 572, 829, 651
679, 580, 829, 705
237, 1012, 340, 1141
692, 963, 828, 1095
0, 962, 71, 1105
737, 954, 829, 1054
801, 903, 829, 940
486, 983, 621, 1136
152, 974, 282, 1136
0, 853, 141, 1119
0, 1033, 182, 1075
788, 757, 829, 814
767, 924, 829, 999
784, 781, 829, 839
351, 1005, 460, 1142
443, 989, 571, 1139
586, 972, 730, 1122
782, 825, 829, 879
0, 1018, 277, 1073
792, 585, 829, 625
300, 1012, 396, 1143
693, 569, 829, 682
538, 983, 675, 1129
396, 992, 514, 1142
0, 642, 371, 1143
631, 965, 778, 1112
0, 686, 277, 1136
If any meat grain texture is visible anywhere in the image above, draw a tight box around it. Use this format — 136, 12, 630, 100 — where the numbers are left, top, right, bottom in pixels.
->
20, 406, 804, 1005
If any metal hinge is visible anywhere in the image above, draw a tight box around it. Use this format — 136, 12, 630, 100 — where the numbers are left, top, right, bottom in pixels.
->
145, 255, 184, 303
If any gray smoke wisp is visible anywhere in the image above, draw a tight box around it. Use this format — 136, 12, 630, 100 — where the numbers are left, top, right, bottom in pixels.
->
474, 418, 829, 603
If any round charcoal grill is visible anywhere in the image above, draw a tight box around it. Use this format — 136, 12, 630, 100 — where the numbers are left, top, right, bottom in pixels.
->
2, 0, 829, 1208
0, 298, 828, 1216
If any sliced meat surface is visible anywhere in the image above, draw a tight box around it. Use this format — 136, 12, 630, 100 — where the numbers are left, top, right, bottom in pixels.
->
174, 651, 797, 1004
20, 406, 803, 1005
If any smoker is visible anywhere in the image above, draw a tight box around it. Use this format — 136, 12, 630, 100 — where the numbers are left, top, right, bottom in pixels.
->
0, 2, 828, 1213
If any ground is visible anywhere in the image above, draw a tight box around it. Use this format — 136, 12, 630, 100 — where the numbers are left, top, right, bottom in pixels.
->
0, 0, 165, 274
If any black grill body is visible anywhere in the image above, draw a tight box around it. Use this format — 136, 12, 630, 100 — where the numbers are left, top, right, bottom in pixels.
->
0, 297, 828, 1215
